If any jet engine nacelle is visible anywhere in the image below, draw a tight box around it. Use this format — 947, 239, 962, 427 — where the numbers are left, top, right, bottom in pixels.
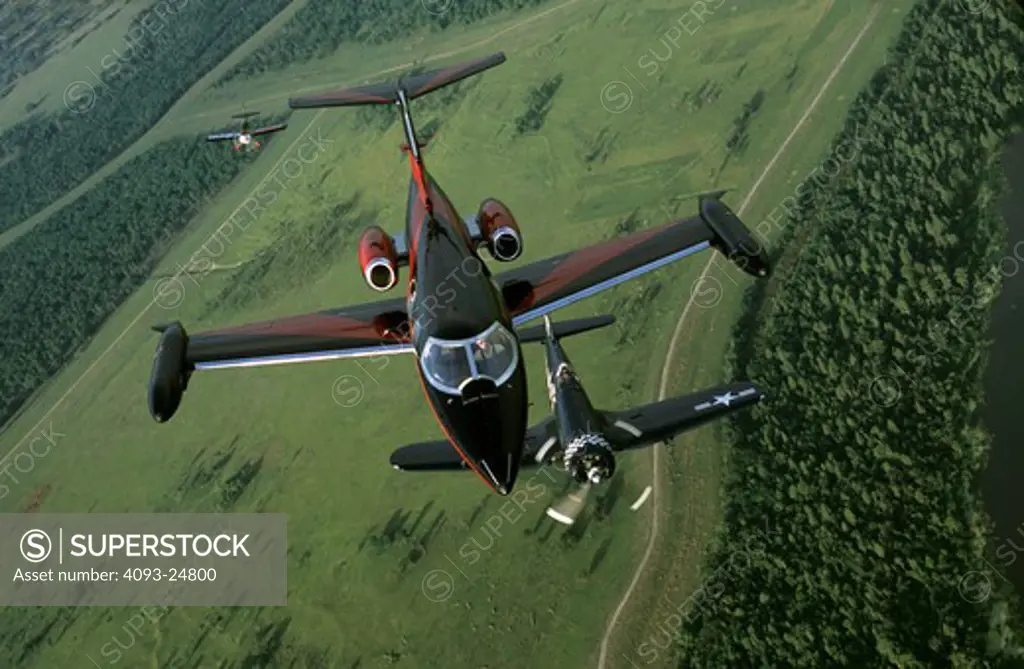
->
477, 198, 522, 262
358, 226, 400, 291
148, 322, 191, 423
699, 193, 770, 278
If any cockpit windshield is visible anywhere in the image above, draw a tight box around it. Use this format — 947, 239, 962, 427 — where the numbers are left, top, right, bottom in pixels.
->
420, 322, 518, 395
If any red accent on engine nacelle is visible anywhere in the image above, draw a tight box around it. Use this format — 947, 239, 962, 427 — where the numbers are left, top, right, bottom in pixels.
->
358, 226, 399, 291
477, 198, 522, 262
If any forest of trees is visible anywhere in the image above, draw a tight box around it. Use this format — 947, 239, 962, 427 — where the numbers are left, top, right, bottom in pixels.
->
0, 1, 120, 97
0, 139, 257, 428
215, 0, 552, 85
671, 1, 1024, 666
0, 0, 289, 234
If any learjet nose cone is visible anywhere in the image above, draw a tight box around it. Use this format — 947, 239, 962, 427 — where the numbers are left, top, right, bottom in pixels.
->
457, 378, 522, 493
479, 450, 517, 495
452, 370, 528, 495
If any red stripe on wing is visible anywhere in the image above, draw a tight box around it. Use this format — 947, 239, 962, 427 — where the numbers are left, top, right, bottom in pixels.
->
509, 225, 663, 315
201, 312, 409, 342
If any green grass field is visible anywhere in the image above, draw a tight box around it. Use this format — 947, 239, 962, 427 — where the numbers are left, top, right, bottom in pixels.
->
0, 0, 916, 666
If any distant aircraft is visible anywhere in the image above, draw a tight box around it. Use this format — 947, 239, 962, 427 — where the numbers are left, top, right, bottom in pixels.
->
148, 52, 770, 497
392, 315, 764, 524
205, 110, 287, 152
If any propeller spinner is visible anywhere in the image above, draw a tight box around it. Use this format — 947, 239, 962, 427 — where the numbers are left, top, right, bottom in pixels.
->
545, 433, 616, 526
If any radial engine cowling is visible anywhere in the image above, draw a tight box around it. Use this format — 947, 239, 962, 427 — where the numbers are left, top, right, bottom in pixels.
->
148, 322, 190, 423
477, 199, 522, 262
358, 226, 399, 291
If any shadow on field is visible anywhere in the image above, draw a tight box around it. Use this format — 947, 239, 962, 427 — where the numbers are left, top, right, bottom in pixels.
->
355, 500, 453, 577
594, 473, 624, 520
588, 537, 613, 575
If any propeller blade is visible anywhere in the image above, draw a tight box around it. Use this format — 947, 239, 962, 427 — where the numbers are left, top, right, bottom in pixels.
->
545, 482, 591, 526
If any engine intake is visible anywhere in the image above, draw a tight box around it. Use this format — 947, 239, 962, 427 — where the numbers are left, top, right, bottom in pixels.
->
148, 322, 191, 423
358, 226, 399, 291
477, 199, 522, 262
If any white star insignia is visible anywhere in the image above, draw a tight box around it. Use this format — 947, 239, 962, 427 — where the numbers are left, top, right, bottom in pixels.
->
712, 392, 736, 407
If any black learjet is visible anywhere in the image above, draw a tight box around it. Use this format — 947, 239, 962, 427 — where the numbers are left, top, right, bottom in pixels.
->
391, 314, 764, 523
147, 52, 770, 496
205, 110, 288, 152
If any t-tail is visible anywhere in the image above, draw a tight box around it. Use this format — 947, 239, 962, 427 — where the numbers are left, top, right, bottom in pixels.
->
289, 53, 506, 211
288, 53, 505, 109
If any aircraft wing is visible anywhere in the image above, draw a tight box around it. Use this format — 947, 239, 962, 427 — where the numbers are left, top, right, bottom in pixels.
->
499, 216, 712, 325
388, 381, 763, 471
147, 297, 414, 422
390, 416, 556, 472
206, 132, 237, 142
173, 298, 412, 371
600, 382, 764, 451
250, 123, 288, 137
176, 310, 614, 372
498, 194, 769, 325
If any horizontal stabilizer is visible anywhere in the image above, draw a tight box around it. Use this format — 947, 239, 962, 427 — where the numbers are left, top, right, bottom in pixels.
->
517, 314, 614, 344
699, 188, 730, 200
289, 52, 506, 109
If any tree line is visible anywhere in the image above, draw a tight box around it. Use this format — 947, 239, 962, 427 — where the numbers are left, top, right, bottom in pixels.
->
0, 1, 119, 98
215, 0, 552, 86
672, 1, 1024, 666
0, 0, 289, 235
0, 138, 261, 429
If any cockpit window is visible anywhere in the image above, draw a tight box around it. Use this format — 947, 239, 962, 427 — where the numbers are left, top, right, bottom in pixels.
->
420, 322, 519, 395
420, 343, 473, 393
555, 363, 577, 384
470, 326, 516, 381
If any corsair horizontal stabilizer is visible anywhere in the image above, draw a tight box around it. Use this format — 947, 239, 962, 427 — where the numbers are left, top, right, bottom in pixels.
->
516, 314, 614, 344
